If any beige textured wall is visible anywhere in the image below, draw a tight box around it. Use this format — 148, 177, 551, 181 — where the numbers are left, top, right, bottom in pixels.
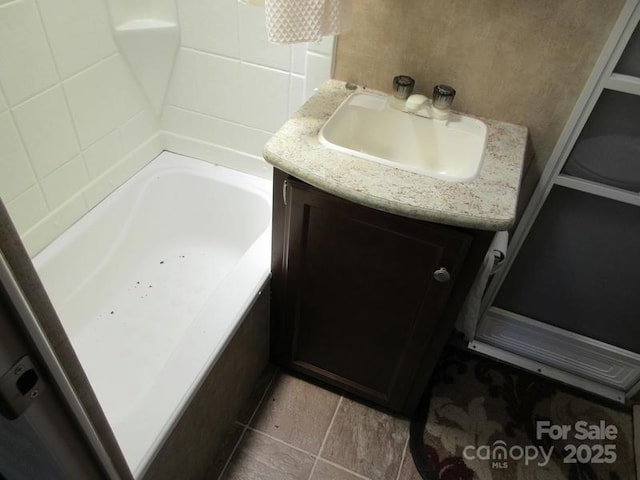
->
334, 0, 625, 186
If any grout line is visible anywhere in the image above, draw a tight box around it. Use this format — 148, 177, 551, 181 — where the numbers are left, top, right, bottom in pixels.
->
0, 1, 59, 207
246, 366, 279, 425
32, 0, 108, 201
78, 104, 142, 158
5, 49, 116, 113
243, 426, 319, 457
81, 127, 120, 158
307, 396, 343, 480
161, 131, 266, 162
221, 385, 375, 480
0, 0, 23, 8
31, 0, 85, 180
116, 108, 146, 151
7, 81, 81, 212
60, 52, 120, 84
58, 51, 124, 159
215, 426, 248, 480
7, 82, 59, 111
286, 45, 294, 116
233, 0, 241, 70
56, 52, 121, 175
395, 433, 411, 480
216, 368, 279, 480
180, 46, 295, 76
3, 101, 41, 204
165, 103, 275, 136
318, 458, 373, 480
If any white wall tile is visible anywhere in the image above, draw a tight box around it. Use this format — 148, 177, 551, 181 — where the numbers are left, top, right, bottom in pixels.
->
0, 0, 58, 105
163, 132, 272, 180
292, 44, 307, 75
83, 136, 162, 209
305, 52, 332, 100
118, 134, 162, 181
83, 130, 124, 179
163, 0, 335, 167
82, 175, 115, 211
161, 106, 198, 137
167, 48, 241, 122
64, 55, 146, 148
6, 184, 48, 233
37, 0, 116, 78
162, 106, 270, 157
289, 74, 305, 117
22, 195, 89, 258
40, 155, 88, 209
0, 88, 7, 113
21, 193, 87, 256
13, 86, 80, 178
110, 56, 147, 126
308, 36, 335, 56
0, 1, 172, 252
238, 3, 290, 70
240, 63, 290, 132
177, 0, 239, 58
119, 109, 158, 153
0, 112, 36, 202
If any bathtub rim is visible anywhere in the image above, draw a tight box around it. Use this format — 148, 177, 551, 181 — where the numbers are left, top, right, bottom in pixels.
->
130, 242, 271, 478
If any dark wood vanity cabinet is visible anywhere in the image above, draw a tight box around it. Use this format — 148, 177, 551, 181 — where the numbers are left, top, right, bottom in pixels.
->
270, 169, 494, 415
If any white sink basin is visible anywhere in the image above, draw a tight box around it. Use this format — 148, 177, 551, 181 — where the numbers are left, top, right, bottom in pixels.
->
318, 92, 488, 182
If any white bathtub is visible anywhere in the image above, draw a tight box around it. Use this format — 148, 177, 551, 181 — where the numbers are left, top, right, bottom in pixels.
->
33, 151, 272, 477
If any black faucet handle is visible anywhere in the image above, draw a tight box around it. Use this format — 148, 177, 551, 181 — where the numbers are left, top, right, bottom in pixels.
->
432, 84, 456, 110
392, 75, 415, 100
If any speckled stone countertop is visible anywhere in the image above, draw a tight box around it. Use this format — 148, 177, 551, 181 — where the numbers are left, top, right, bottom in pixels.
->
263, 80, 528, 231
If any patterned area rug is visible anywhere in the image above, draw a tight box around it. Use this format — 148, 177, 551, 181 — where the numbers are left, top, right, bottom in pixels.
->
410, 346, 635, 480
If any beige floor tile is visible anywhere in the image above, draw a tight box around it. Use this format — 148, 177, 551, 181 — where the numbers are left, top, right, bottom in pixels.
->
320, 398, 409, 480
396, 452, 422, 480
250, 373, 341, 454
221, 430, 315, 480
310, 459, 369, 480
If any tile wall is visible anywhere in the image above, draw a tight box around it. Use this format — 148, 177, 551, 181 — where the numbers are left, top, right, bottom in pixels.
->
0, 0, 334, 257
162, 0, 333, 177
0, 0, 160, 256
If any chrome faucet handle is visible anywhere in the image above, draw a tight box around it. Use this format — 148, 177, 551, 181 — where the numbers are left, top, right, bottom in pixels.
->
392, 75, 415, 100
432, 84, 456, 110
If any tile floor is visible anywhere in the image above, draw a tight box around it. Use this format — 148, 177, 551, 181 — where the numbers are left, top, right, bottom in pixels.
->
207, 366, 423, 480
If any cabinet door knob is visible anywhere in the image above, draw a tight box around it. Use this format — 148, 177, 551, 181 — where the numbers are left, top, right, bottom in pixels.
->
433, 267, 451, 283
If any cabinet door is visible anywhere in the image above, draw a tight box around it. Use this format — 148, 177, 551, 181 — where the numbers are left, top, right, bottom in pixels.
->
274, 178, 472, 411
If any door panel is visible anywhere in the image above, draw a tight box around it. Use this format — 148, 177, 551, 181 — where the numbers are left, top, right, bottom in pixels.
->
495, 186, 640, 353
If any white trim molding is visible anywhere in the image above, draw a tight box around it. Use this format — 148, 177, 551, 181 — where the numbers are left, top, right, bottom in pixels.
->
473, 307, 640, 403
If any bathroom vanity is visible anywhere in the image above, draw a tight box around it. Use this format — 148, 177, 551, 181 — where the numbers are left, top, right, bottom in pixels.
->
264, 80, 527, 415
271, 170, 494, 414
